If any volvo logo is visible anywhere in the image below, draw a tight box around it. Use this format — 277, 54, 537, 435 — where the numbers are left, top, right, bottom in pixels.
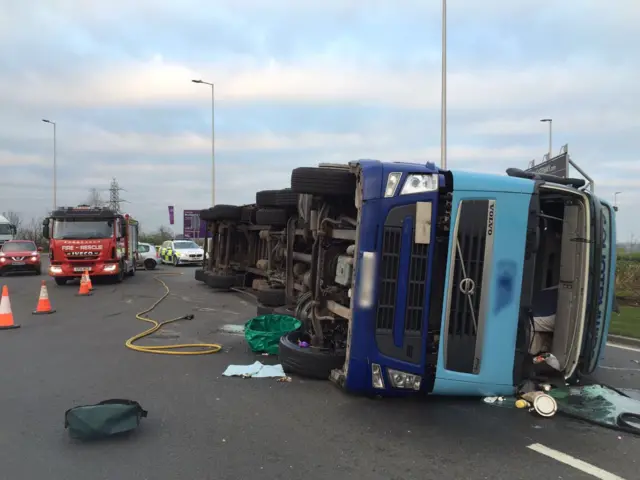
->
459, 278, 476, 295
487, 202, 495, 236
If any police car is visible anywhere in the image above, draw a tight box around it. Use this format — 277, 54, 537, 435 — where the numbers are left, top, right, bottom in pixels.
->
159, 239, 205, 266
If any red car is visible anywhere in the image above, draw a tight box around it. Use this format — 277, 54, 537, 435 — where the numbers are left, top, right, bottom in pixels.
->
0, 240, 43, 276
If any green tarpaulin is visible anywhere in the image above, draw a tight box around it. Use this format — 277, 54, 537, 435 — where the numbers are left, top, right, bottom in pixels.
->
244, 314, 301, 355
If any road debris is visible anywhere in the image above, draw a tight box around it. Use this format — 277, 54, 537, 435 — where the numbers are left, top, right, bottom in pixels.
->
222, 361, 286, 378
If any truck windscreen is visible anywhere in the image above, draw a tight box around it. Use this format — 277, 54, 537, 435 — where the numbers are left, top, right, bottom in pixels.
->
52, 219, 114, 239
0, 224, 13, 234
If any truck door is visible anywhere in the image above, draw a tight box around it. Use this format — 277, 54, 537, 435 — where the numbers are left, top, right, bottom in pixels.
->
432, 188, 534, 396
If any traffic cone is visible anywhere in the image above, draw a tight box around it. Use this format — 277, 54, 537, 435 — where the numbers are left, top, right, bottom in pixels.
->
0, 285, 20, 330
76, 274, 92, 297
33, 280, 56, 315
84, 271, 94, 291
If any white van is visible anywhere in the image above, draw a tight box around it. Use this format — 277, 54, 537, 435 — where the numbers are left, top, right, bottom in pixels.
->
0, 215, 17, 247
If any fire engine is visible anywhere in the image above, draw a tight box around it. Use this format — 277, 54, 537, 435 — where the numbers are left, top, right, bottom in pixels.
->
42, 205, 139, 286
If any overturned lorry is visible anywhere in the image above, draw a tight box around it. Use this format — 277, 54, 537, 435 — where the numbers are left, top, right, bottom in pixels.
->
196, 161, 617, 397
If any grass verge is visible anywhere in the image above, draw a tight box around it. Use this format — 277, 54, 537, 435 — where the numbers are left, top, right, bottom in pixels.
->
610, 306, 640, 338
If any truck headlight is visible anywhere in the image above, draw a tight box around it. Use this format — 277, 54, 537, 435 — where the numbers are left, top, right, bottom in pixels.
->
387, 368, 422, 390
384, 172, 402, 197
400, 174, 438, 195
371, 363, 385, 389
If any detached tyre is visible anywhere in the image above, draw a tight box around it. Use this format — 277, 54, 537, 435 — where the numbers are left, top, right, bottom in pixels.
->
256, 208, 289, 227
279, 331, 346, 380
200, 205, 242, 222
256, 288, 286, 307
291, 167, 356, 196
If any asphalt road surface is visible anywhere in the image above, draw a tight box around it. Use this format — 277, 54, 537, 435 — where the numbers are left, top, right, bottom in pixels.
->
0, 258, 638, 480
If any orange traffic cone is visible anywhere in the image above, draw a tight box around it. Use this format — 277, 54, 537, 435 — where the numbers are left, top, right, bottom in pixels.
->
33, 280, 56, 315
84, 271, 94, 291
76, 274, 92, 297
0, 285, 20, 330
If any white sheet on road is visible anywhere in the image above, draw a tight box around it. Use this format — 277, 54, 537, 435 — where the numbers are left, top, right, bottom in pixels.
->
222, 361, 286, 378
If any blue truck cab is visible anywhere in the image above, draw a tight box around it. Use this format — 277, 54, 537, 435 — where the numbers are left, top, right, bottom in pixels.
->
287, 160, 616, 397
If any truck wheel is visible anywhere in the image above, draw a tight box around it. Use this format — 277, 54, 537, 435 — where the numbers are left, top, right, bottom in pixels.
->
256, 189, 298, 208
200, 205, 242, 221
291, 167, 356, 196
241, 206, 257, 224
256, 303, 274, 316
256, 288, 286, 307
54, 277, 68, 286
279, 331, 346, 380
255, 208, 289, 227
205, 274, 236, 290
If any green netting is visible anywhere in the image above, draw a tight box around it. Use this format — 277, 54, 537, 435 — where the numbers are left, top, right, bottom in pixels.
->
244, 314, 302, 355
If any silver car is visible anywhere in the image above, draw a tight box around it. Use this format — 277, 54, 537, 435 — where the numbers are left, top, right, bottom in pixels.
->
137, 242, 158, 270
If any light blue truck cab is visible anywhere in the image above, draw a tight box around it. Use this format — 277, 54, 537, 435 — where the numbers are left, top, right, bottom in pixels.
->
297, 161, 616, 397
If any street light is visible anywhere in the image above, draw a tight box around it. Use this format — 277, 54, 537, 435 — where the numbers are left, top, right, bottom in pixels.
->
540, 118, 552, 158
192, 79, 215, 207
42, 118, 57, 210
614, 191, 622, 208
440, 0, 447, 169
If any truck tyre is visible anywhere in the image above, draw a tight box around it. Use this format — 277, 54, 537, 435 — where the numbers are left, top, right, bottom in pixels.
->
256, 288, 286, 307
256, 189, 298, 208
200, 205, 242, 222
256, 303, 274, 316
279, 331, 346, 380
128, 262, 136, 276
255, 208, 289, 227
206, 274, 236, 290
241, 206, 257, 224
116, 263, 125, 283
291, 167, 356, 196
54, 277, 68, 286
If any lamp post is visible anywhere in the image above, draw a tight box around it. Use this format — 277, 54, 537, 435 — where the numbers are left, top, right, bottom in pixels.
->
42, 119, 57, 210
192, 79, 215, 207
614, 191, 622, 208
440, 0, 447, 169
540, 118, 552, 158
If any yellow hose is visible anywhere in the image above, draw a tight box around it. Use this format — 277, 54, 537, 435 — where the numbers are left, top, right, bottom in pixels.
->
125, 272, 223, 355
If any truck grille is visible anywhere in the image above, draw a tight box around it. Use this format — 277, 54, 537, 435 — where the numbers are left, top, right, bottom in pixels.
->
446, 199, 493, 374
375, 204, 429, 364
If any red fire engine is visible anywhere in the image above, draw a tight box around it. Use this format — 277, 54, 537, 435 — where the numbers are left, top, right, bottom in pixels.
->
42, 205, 139, 286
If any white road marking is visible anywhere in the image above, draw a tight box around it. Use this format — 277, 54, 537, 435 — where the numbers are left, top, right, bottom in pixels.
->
527, 443, 626, 480
607, 342, 640, 353
598, 366, 640, 372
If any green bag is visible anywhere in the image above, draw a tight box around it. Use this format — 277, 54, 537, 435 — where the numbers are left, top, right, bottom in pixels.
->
244, 314, 302, 355
64, 399, 148, 440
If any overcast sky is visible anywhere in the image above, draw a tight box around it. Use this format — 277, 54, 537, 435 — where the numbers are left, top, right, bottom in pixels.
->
0, 0, 638, 240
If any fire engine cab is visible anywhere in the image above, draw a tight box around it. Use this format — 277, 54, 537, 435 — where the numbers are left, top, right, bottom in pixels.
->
42, 205, 139, 285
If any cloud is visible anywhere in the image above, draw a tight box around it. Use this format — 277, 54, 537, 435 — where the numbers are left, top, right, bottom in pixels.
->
0, 0, 639, 239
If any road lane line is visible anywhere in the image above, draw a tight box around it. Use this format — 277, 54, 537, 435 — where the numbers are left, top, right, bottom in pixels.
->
599, 366, 640, 372
607, 342, 640, 353
527, 443, 625, 480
